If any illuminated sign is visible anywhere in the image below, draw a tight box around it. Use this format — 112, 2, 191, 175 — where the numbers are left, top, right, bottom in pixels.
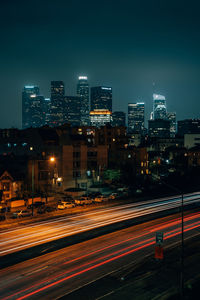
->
25, 86, 35, 89
90, 109, 112, 115
153, 93, 165, 100
101, 87, 112, 90
79, 76, 88, 80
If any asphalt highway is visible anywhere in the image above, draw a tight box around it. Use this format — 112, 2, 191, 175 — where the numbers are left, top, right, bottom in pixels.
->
1, 192, 200, 256
0, 211, 200, 300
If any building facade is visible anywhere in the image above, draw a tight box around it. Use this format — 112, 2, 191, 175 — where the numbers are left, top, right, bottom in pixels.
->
62, 144, 108, 189
112, 111, 126, 127
77, 76, 90, 126
178, 119, 200, 137
29, 95, 45, 128
184, 134, 200, 149
22, 85, 40, 129
90, 109, 112, 127
128, 103, 145, 133
166, 112, 176, 137
64, 96, 82, 127
153, 93, 167, 120
50, 81, 65, 127
43, 98, 51, 125
90, 86, 112, 112
148, 119, 171, 138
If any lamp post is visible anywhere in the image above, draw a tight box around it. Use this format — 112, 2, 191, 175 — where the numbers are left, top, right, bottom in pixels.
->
48, 156, 56, 199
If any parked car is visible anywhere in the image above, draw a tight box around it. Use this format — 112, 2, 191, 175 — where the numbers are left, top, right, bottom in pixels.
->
87, 192, 102, 199
27, 201, 45, 209
94, 195, 109, 202
74, 197, 93, 205
108, 193, 118, 200
0, 207, 10, 213
45, 206, 57, 212
37, 206, 46, 214
57, 202, 75, 209
58, 196, 73, 203
12, 210, 32, 218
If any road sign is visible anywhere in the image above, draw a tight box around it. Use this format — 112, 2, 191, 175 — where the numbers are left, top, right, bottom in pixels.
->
156, 232, 163, 245
155, 245, 164, 260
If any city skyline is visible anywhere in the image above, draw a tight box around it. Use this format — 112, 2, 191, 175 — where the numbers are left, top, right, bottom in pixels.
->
21, 79, 176, 130
1, 0, 200, 128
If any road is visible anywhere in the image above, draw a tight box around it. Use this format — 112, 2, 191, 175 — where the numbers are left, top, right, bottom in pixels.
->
1, 192, 200, 256
0, 211, 200, 300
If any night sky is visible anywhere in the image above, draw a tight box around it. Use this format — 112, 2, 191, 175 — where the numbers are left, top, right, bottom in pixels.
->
0, 0, 200, 128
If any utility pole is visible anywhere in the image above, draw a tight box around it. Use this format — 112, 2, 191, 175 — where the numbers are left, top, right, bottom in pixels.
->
152, 174, 184, 298
31, 159, 34, 216
180, 193, 184, 300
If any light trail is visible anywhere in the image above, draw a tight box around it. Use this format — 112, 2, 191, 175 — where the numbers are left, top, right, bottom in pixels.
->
1, 213, 200, 300
1, 195, 200, 255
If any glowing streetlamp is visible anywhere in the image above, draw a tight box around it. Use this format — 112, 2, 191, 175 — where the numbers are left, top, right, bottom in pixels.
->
50, 156, 55, 163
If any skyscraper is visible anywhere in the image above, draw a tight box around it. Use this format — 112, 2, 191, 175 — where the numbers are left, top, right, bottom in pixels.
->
22, 85, 40, 129
50, 81, 65, 127
64, 96, 82, 126
43, 98, 51, 125
77, 76, 89, 126
166, 112, 176, 137
112, 111, 126, 127
29, 95, 45, 128
91, 86, 112, 112
128, 103, 145, 133
153, 93, 167, 120
90, 109, 112, 127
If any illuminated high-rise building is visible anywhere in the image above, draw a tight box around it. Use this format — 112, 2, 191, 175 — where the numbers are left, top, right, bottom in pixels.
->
166, 112, 176, 137
91, 86, 112, 112
43, 98, 51, 125
112, 111, 126, 127
128, 103, 145, 133
22, 85, 40, 129
29, 95, 45, 128
153, 93, 167, 120
90, 109, 112, 127
64, 96, 82, 126
50, 81, 65, 127
77, 76, 89, 126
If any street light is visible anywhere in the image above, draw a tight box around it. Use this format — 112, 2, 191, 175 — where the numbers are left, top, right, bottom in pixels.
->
48, 156, 56, 198
50, 156, 55, 163
31, 155, 56, 215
